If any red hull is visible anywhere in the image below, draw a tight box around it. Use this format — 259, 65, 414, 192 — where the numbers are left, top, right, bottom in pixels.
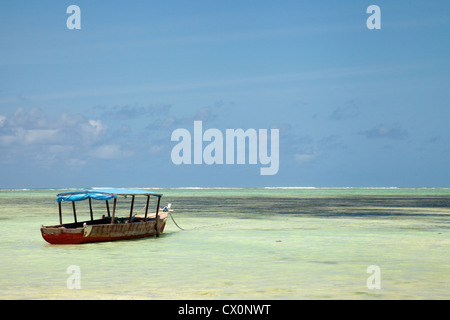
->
42, 232, 85, 244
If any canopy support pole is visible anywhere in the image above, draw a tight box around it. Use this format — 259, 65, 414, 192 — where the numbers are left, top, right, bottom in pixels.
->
58, 202, 62, 225
144, 195, 150, 222
155, 196, 161, 237
106, 200, 110, 217
72, 201, 77, 223
129, 195, 135, 222
89, 198, 94, 221
111, 197, 117, 224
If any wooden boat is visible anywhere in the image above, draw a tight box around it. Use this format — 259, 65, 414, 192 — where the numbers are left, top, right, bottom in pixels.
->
41, 188, 170, 244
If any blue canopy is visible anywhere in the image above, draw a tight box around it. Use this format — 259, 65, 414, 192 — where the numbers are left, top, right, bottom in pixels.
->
56, 192, 115, 203
56, 188, 162, 203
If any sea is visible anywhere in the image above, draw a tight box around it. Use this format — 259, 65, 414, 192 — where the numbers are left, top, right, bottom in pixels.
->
0, 187, 449, 300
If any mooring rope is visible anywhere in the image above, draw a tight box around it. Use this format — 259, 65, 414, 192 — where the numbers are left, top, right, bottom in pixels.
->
167, 212, 243, 232
133, 203, 184, 231
169, 212, 184, 231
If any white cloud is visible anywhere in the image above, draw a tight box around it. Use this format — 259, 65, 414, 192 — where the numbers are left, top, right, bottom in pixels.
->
359, 123, 408, 140
294, 152, 318, 164
48, 145, 74, 154
193, 106, 216, 122
0, 108, 118, 166
78, 119, 107, 143
93, 144, 130, 159
22, 129, 59, 145
66, 158, 88, 167
149, 144, 164, 154
88, 120, 107, 135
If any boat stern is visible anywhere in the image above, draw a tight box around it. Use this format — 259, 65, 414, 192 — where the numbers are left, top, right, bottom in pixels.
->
41, 225, 85, 245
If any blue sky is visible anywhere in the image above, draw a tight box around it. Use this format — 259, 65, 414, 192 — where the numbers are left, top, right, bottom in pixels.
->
1, 0, 449, 188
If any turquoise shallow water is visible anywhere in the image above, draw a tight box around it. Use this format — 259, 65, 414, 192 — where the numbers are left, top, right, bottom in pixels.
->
0, 188, 449, 299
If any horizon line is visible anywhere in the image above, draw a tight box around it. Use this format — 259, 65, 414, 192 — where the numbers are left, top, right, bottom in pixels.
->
1, 186, 450, 191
